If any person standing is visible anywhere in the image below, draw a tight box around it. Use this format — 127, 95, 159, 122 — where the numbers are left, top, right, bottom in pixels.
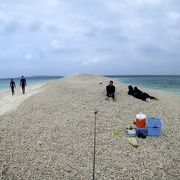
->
20, 76, 27, 94
9, 79, 16, 95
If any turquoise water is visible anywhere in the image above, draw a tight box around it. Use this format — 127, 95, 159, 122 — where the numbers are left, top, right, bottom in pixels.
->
106, 75, 180, 95
1, 75, 180, 95
0, 76, 62, 92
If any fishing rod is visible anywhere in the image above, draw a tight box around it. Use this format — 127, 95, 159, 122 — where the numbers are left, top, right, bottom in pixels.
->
93, 110, 98, 180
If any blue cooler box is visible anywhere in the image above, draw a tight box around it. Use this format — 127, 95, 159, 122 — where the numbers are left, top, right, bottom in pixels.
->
147, 117, 162, 136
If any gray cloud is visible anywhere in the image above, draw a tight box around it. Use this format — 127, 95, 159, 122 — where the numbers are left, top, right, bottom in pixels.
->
136, 44, 164, 57
84, 26, 129, 42
2, 19, 20, 34
95, 47, 115, 53
28, 21, 44, 32
38, 51, 45, 59
46, 25, 59, 33
51, 47, 81, 54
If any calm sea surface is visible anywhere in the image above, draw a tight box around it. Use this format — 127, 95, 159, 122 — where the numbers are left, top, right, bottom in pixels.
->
106, 75, 180, 95
1, 75, 180, 95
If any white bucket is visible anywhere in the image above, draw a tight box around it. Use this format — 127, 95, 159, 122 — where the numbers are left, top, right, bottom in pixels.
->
136, 113, 146, 120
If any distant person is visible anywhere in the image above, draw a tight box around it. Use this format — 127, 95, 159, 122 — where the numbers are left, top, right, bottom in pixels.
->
128, 85, 158, 102
106, 80, 115, 101
9, 79, 16, 95
20, 76, 27, 94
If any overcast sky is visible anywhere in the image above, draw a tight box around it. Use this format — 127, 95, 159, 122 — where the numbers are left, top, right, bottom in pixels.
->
0, 0, 180, 77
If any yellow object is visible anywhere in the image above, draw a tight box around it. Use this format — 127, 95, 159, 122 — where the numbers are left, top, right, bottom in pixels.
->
126, 125, 133, 130
155, 97, 160, 101
127, 137, 138, 148
112, 130, 120, 137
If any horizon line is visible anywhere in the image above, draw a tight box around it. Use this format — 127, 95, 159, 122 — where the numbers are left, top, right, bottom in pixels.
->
1, 74, 180, 79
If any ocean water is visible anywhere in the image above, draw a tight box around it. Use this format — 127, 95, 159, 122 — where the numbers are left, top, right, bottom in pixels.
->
1, 75, 180, 96
106, 75, 180, 95
0, 76, 62, 92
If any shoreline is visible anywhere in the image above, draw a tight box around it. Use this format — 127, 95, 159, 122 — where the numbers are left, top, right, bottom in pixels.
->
0, 82, 47, 116
0, 77, 61, 93
1, 75, 179, 96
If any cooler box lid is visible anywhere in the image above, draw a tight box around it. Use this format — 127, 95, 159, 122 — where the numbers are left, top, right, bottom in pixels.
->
147, 117, 162, 128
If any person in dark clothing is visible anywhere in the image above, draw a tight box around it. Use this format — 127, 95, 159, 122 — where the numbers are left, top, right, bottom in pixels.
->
106, 80, 115, 101
20, 76, 27, 94
142, 92, 156, 101
9, 79, 16, 95
128, 85, 134, 95
134, 87, 143, 95
134, 86, 157, 101
133, 86, 147, 101
128, 85, 158, 102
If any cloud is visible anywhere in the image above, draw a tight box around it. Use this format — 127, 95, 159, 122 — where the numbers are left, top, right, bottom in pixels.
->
46, 24, 59, 33
50, 40, 63, 50
84, 24, 129, 43
136, 43, 164, 57
166, 12, 180, 22
38, 51, 45, 59
25, 53, 33, 60
0, 9, 4, 19
0, 0, 180, 76
136, 0, 163, 5
28, 21, 44, 32
80, 54, 110, 66
2, 19, 20, 34
106, 1, 125, 12
49, 40, 81, 54
81, 58, 100, 66
105, 0, 164, 14
95, 47, 114, 53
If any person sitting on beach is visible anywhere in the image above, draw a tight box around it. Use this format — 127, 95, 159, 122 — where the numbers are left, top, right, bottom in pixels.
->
20, 76, 27, 94
128, 85, 158, 102
9, 79, 16, 96
106, 80, 115, 101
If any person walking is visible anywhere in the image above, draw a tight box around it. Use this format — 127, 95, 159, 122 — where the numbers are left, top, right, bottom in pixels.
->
9, 79, 16, 95
20, 76, 27, 94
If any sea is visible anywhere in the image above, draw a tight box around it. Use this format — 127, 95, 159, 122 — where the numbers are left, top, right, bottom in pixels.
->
0, 76, 62, 92
0, 75, 180, 96
106, 75, 180, 96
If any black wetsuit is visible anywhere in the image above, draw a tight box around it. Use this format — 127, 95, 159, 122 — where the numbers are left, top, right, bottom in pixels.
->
20, 78, 27, 94
133, 87, 155, 101
128, 85, 134, 95
142, 93, 156, 100
10, 81, 16, 95
106, 85, 115, 100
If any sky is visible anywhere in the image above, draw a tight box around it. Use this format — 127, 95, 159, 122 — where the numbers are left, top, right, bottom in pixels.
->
0, 0, 180, 77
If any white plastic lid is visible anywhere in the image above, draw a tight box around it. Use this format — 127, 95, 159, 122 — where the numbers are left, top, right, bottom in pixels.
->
136, 113, 146, 119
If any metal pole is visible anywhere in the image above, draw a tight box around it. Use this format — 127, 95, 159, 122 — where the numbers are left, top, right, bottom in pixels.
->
93, 110, 98, 180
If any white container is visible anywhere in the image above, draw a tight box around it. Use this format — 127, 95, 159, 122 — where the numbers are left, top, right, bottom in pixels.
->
136, 113, 146, 120
127, 129, 136, 136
